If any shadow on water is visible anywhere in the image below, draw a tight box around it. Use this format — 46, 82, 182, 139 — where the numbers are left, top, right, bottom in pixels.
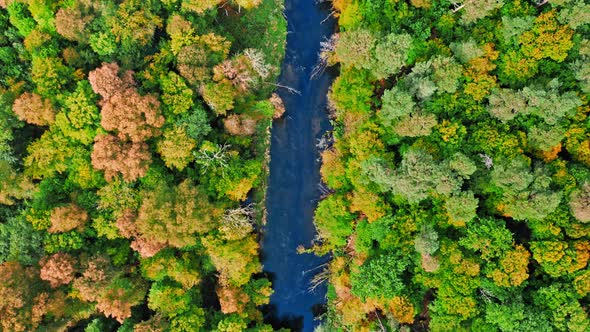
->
261, 0, 337, 331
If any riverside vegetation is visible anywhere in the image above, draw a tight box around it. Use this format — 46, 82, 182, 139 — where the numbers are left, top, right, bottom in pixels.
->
313, 0, 590, 330
0, 0, 288, 330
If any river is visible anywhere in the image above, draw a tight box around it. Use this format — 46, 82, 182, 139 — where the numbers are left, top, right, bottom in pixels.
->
261, 0, 336, 331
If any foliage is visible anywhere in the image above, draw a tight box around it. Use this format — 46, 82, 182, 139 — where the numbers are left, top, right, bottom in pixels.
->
321, 0, 590, 329
350, 252, 410, 300
0, 0, 286, 329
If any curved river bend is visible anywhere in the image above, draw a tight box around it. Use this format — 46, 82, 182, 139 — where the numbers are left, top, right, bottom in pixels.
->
261, 0, 336, 331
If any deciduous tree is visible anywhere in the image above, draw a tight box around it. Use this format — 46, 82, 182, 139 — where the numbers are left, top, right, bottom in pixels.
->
39, 253, 76, 288
48, 204, 88, 233
12, 92, 55, 126
91, 134, 152, 182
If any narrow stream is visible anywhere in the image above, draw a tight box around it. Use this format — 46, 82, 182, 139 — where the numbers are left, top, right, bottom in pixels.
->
261, 0, 336, 331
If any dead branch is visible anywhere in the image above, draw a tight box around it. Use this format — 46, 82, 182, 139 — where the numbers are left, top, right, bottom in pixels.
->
264, 82, 301, 95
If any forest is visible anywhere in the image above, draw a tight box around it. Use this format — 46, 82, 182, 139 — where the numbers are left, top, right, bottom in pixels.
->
0, 0, 288, 330
313, 0, 590, 331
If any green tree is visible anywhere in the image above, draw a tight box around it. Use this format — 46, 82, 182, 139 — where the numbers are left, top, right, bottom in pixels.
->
351, 252, 410, 300
314, 194, 355, 248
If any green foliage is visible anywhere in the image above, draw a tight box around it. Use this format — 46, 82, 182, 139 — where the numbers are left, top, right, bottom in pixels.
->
161, 71, 194, 117
148, 280, 193, 317
329, 68, 374, 114
7, 2, 36, 37
379, 87, 415, 125
366, 149, 463, 203
43, 231, 85, 253
314, 194, 354, 248
351, 252, 410, 300
0, 216, 43, 265
445, 191, 479, 227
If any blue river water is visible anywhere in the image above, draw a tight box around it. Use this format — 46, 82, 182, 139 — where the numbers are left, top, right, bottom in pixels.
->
261, 0, 336, 331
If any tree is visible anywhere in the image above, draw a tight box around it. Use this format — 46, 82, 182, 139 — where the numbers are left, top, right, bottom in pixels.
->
95, 276, 147, 323
558, 1, 590, 30
522, 84, 582, 125
406, 61, 437, 100
223, 114, 257, 136
147, 280, 192, 317
534, 284, 589, 331
0, 216, 43, 265
100, 88, 164, 143
235, 0, 263, 9
217, 284, 249, 314
414, 224, 439, 255
450, 39, 483, 63
219, 205, 255, 241
48, 204, 88, 233
24, 130, 73, 179
445, 191, 479, 227
12, 92, 55, 126
527, 124, 565, 151
200, 81, 236, 116
160, 71, 194, 116
335, 29, 376, 70
177, 105, 212, 141
140, 249, 201, 289
329, 68, 373, 114
530, 241, 589, 277
55, 81, 100, 145
456, 0, 504, 24
314, 194, 355, 248
385, 149, 462, 203
91, 134, 152, 182
157, 125, 196, 171
39, 253, 76, 288
379, 87, 415, 126
489, 157, 533, 193
30, 56, 71, 98
519, 11, 574, 63
501, 16, 535, 42
368, 33, 412, 79
116, 209, 166, 258
392, 112, 437, 137
5, 1, 33, 34
202, 234, 261, 287
134, 180, 220, 250
487, 88, 527, 123
460, 218, 513, 261
0, 262, 44, 331
107, 1, 162, 49
181, 0, 222, 14
213, 54, 261, 93
0, 160, 35, 205
349, 189, 388, 223
55, 7, 91, 42
88, 62, 135, 100
351, 252, 410, 300
431, 56, 463, 94
487, 245, 530, 287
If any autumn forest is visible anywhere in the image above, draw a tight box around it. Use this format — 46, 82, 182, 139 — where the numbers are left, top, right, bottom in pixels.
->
0, 0, 589, 331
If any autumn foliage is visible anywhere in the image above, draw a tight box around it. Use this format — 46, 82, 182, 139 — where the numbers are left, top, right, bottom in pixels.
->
91, 134, 151, 182
89, 63, 164, 142
48, 204, 88, 233
12, 92, 55, 126
39, 253, 76, 288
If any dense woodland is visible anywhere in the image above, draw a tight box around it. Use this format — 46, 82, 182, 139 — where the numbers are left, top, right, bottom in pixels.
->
0, 0, 287, 330
314, 0, 590, 330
